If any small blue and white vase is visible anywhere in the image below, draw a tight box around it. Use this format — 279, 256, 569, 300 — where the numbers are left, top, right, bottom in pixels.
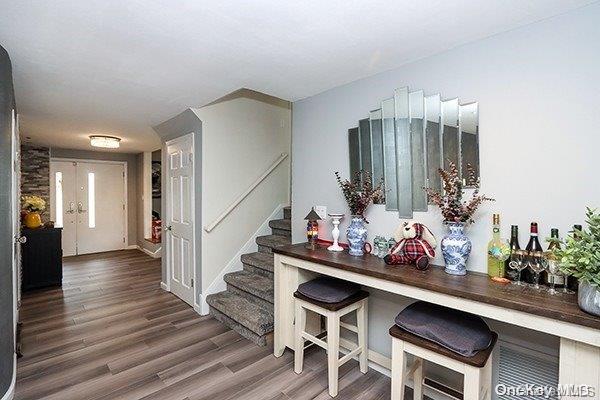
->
347, 216, 368, 256
441, 222, 472, 276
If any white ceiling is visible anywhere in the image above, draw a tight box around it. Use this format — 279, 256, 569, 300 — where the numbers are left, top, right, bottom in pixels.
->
0, 0, 595, 153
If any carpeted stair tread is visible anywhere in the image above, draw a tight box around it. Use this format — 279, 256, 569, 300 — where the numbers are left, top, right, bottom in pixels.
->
256, 234, 291, 253
224, 271, 273, 303
206, 292, 273, 337
269, 218, 291, 233
241, 252, 274, 274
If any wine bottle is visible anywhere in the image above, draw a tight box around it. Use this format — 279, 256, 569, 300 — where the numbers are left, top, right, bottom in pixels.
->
505, 225, 520, 280
523, 222, 543, 284
487, 214, 510, 278
543, 228, 565, 288
566, 224, 583, 291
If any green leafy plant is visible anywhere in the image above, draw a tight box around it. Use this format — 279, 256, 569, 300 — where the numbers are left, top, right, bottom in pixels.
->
549, 208, 600, 287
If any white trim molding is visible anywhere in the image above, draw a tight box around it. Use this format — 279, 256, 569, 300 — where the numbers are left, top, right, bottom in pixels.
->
1, 354, 16, 400
198, 203, 286, 315
160, 281, 169, 291
138, 245, 162, 259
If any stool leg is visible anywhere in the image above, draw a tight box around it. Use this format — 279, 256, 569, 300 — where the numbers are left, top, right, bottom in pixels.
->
480, 356, 493, 400
356, 299, 368, 374
463, 365, 482, 400
294, 302, 306, 374
327, 311, 341, 397
391, 339, 406, 400
413, 358, 423, 400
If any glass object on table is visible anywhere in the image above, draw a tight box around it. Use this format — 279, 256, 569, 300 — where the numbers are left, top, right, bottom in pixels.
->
527, 251, 547, 291
508, 249, 527, 286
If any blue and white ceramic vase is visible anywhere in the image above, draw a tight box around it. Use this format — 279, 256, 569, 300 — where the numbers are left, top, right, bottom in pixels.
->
441, 222, 472, 275
347, 216, 367, 256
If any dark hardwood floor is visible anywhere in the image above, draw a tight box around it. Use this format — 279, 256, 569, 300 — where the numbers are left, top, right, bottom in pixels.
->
16, 249, 389, 400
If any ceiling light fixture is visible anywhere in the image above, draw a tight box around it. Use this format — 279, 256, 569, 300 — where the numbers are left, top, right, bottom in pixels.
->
90, 135, 121, 149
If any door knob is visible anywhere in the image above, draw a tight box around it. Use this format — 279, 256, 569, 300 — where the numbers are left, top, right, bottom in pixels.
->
15, 235, 26, 244
66, 201, 76, 214
77, 202, 87, 213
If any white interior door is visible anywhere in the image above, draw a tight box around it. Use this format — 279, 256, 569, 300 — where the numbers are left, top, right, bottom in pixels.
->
50, 161, 77, 256
166, 134, 195, 306
76, 162, 126, 254
50, 160, 126, 256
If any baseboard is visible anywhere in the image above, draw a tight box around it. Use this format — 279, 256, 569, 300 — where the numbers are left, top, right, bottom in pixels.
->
338, 338, 447, 400
139, 245, 162, 258
125, 244, 138, 250
1, 353, 16, 400
198, 203, 286, 315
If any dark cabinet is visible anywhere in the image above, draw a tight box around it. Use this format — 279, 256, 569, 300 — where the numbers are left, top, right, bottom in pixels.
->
21, 228, 63, 291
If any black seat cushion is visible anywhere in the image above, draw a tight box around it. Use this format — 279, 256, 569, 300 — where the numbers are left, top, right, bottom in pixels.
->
395, 301, 494, 358
297, 276, 361, 304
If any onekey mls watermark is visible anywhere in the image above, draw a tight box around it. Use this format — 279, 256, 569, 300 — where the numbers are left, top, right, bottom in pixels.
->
495, 384, 596, 398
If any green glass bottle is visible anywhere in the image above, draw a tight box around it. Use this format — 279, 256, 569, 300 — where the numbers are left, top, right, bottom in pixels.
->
487, 214, 510, 278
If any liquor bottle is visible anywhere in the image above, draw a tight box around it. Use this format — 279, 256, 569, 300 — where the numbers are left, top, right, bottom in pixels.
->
505, 225, 520, 280
566, 225, 583, 291
543, 228, 565, 288
487, 214, 510, 278
523, 222, 543, 284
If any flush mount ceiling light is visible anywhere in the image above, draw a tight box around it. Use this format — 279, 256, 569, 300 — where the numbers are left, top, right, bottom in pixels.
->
90, 135, 121, 149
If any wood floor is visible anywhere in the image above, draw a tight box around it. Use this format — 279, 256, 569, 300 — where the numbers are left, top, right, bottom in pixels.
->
16, 249, 390, 400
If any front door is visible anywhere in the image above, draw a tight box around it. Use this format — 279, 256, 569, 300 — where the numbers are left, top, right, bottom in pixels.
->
166, 133, 195, 306
50, 160, 126, 256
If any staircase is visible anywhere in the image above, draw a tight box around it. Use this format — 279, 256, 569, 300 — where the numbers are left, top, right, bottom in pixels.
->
206, 206, 291, 346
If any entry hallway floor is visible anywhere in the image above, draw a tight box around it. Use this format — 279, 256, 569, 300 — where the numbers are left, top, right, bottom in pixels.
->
15, 249, 391, 400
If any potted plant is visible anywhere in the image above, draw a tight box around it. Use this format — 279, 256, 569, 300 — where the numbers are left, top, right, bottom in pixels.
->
22, 195, 46, 229
424, 162, 494, 275
549, 208, 600, 316
335, 171, 383, 256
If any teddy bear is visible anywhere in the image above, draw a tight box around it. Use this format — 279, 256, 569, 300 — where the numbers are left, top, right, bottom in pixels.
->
384, 221, 437, 270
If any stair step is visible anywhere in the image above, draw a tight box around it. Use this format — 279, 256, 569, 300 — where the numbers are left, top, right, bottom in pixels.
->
256, 234, 291, 253
241, 252, 274, 275
224, 271, 273, 304
269, 218, 291, 232
206, 292, 273, 340
209, 304, 270, 347
283, 206, 292, 220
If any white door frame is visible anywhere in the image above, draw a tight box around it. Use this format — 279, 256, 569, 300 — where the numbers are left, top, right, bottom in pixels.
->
50, 158, 129, 250
164, 132, 197, 305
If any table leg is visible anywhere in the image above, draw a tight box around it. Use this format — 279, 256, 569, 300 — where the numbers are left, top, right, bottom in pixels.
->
559, 337, 600, 400
274, 254, 298, 357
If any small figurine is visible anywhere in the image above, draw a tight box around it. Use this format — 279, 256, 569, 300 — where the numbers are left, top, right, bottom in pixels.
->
384, 221, 437, 270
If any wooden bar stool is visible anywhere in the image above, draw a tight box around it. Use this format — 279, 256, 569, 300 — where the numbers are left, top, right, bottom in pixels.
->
389, 302, 497, 400
293, 277, 369, 398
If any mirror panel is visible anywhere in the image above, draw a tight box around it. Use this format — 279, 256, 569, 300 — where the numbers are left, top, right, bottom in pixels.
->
369, 109, 384, 203
394, 87, 412, 218
358, 118, 372, 183
441, 98, 460, 171
381, 98, 398, 211
459, 102, 479, 187
425, 94, 442, 195
409, 90, 427, 211
348, 127, 360, 183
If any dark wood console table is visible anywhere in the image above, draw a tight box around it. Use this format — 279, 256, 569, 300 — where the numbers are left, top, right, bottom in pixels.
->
273, 243, 600, 396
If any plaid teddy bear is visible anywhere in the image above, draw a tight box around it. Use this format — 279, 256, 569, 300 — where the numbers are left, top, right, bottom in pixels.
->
384, 221, 437, 270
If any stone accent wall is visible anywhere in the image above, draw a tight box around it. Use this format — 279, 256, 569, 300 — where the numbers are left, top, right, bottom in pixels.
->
20, 145, 50, 221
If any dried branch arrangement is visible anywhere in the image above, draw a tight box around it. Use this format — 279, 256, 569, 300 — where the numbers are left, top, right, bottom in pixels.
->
423, 161, 494, 224
334, 170, 383, 219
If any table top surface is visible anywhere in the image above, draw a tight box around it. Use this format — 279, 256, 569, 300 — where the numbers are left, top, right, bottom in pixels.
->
273, 243, 600, 331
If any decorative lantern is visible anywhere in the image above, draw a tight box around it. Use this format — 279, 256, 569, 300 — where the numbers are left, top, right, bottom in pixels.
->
304, 208, 322, 249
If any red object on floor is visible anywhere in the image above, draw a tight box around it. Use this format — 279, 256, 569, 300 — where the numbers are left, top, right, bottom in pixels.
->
152, 219, 162, 243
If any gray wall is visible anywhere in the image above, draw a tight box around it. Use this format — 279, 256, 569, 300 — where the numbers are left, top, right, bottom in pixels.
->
291, 2, 600, 369
49, 148, 139, 246
153, 109, 202, 299
0, 44, 15, 398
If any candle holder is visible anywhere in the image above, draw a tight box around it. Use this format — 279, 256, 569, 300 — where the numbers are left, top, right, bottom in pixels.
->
327, 213, 345, 252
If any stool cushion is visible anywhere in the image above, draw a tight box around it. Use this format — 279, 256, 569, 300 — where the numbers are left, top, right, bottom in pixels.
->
395, 301, 494, 358
297, 277, 361, 304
